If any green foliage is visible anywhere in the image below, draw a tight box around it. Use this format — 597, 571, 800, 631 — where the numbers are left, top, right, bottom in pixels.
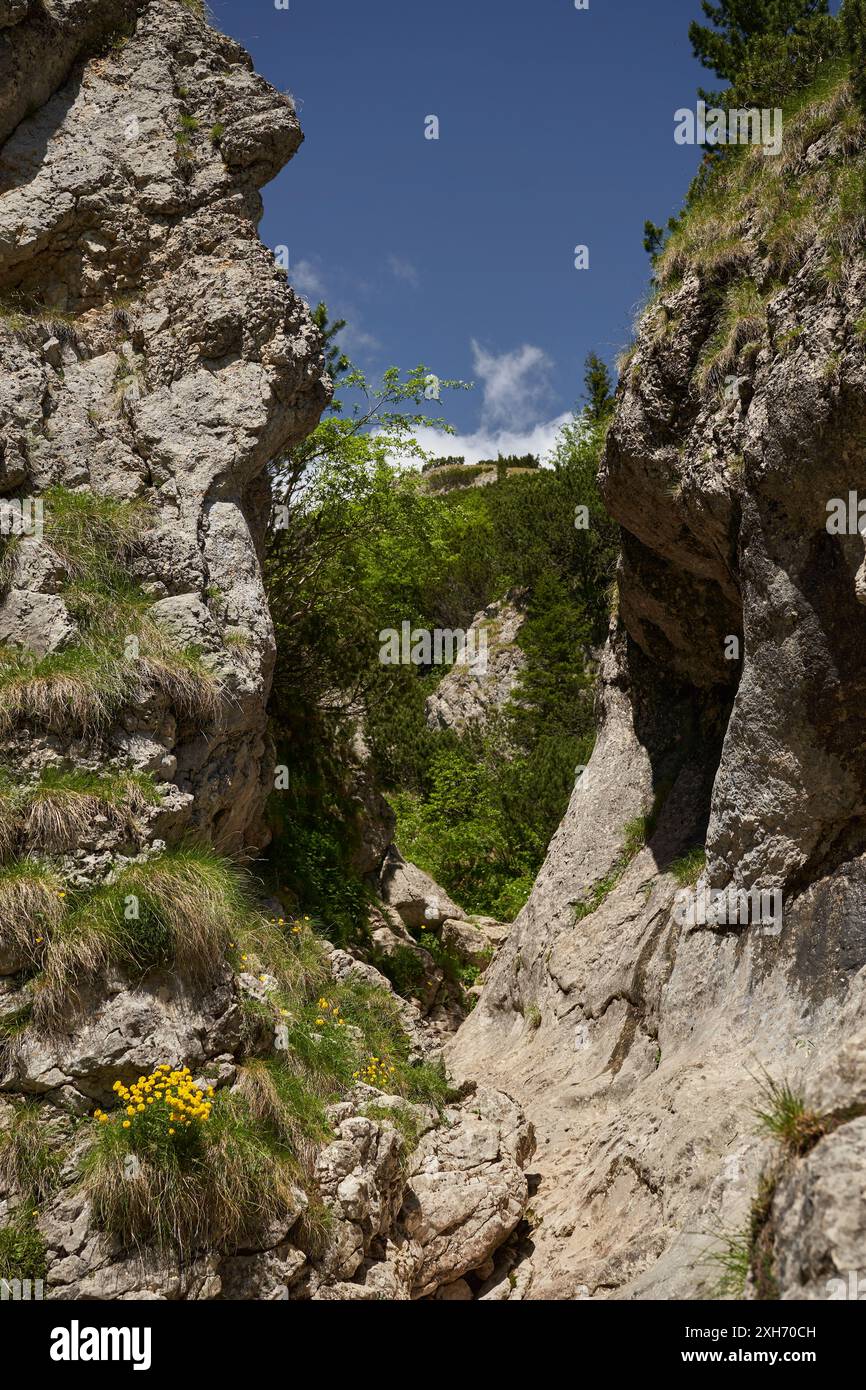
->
422, 462, 491, 491
310, 301, 350, 381
265, 348, 617, 923
371, 941, 429, 997
754, 1070, 827, 1154
581, 352, 615, 423
0, 1213, 46, 1283
670, 847, 707, 886
646, 27, 864, 287
77, 909, 450, 1256
265, 712, 373, 948
842, 0, 866, 115
418, 929, 486, 990
727, 13, 843, 108
689, 1, 830, 93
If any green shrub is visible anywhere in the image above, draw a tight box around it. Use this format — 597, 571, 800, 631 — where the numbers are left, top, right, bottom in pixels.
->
84, 1079, 302, 1256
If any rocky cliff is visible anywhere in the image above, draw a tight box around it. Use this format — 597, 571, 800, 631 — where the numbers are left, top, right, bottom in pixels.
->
7, 0, 865, 1308
0, 0, 533, 1301
450, 74, 866, 1300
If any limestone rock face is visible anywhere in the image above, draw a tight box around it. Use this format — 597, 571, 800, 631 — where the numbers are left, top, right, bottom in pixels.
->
379, 847, 465, 929
402, 1086, 534, 1297
0, 0, 536, 1304
0, 0, 329, 859
448, 107, 866, 1298
304, 1083, 534, 1301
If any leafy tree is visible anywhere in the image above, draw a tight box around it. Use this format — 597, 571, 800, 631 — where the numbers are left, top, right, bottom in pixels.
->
727, 13, 843, 107
264, 321, 619, 927
643, 220, 666, 259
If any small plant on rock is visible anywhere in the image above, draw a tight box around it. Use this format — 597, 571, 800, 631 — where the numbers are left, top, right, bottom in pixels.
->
85, 1063, 301, 1255
754, 1070, 827, 1156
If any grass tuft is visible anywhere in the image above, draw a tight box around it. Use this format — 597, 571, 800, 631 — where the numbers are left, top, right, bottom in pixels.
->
0, 860, 65, 973
0, 1099, 62, 1203
754, 1070, 827, 1156
707, 1172, 777, 1300
84, 1085, 303, 1256
0, 489, 222, 735
34, 847, 255, 1027
0, 767, 159, 856
670, 847, 707, 887
695, 279, 772, 389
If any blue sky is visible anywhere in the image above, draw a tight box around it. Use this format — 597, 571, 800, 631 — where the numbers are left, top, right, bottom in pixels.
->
212, 0, 711, 460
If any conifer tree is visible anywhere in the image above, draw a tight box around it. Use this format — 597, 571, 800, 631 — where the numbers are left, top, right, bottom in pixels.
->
841, 0, 866, 115
689, 0, 829, 87
311, 301, 349, 381
582, 353, 614, 424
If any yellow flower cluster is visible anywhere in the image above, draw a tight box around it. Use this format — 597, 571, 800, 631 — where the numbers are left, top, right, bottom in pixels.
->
315, 997, 346, 1028
353, 1055, 397, 1089
93, 1064, 215, 1133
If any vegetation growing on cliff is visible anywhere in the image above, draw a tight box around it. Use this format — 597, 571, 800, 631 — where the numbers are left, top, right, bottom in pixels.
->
265, 347, 617, 927
0, 489, 220, 735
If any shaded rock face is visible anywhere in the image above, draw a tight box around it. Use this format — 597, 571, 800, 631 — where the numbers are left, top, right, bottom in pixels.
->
0, 0, 328, 858
449, 116, 866, 1297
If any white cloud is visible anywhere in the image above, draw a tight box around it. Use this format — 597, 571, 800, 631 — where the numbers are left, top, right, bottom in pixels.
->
291, 258, 327, 303
387, 254, 420, 287
470, 339, 555, 431
288, 258, 381, 359
340, 322, 381, 355
404, 411, 572, 468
